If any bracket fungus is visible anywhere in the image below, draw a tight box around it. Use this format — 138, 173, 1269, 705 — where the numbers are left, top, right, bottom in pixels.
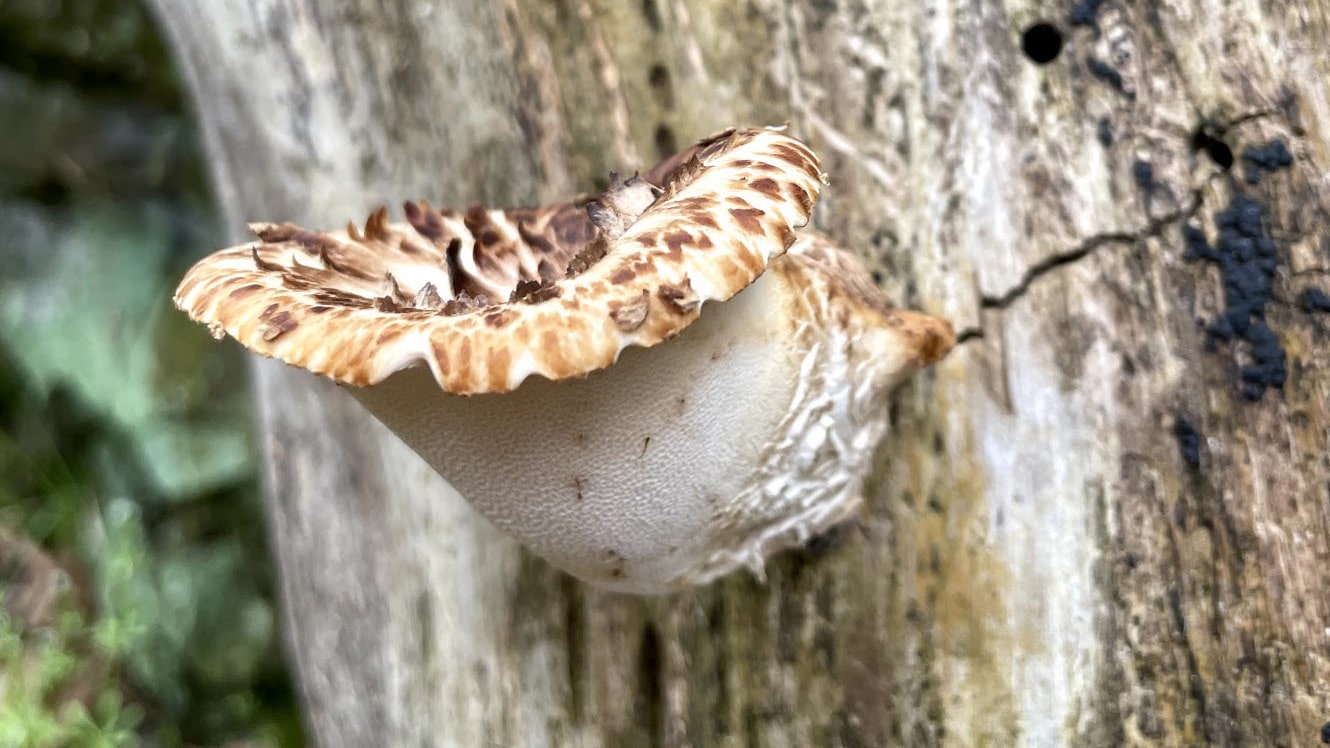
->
174, 127, 954, 594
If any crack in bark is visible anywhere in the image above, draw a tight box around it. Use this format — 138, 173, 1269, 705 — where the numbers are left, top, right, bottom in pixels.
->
952, 187, 1212, 348
950, 190, 1206, 348
983, 193, 1203, 310
956, 105, 1285, 331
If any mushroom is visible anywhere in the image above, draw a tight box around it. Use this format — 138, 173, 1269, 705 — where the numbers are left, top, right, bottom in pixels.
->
174, 127, 954, 594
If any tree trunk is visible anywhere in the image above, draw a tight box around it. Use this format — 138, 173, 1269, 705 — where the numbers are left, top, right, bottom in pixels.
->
149, 1, 1330, 745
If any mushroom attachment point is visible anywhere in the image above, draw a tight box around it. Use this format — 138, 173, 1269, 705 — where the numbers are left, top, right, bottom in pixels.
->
174, 127, 955, 593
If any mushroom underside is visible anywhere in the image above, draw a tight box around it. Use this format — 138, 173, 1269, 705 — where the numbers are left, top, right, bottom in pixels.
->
351, 245, 941, 592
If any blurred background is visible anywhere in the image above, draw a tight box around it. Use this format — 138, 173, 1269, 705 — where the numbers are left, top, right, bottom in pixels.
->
0, 0, 301, 744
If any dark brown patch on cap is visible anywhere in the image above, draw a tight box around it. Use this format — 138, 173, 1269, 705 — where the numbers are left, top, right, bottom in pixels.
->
251, 247, 282, 272
517, 219, 556, 256
463, 205, 490, 235
319, 246, 375, 281
444, 237, 463, 295
567, 235, 609, 277
749, 177, 780, 196
312, 288, 372, 308
668, 196, 711, 212
252, 223, 301, 243
537, 259, 561, 280
397, 238, 428, 256
512, 278, 561, 304
787, 182, 814, 214
364, 206, 392, 242
658, 279, 700, 315
609, 290, 651, 332
280, 272, 320, 291
551, 205, 597, 247
260, 310, 296, 341
484, 309, 517, 328
770, 142, 820, 179
404, 200, 446, 241
690, 213, 719, 230
663, 230, 693, 255
294, 231, 340, 253
728, 206, 766, 233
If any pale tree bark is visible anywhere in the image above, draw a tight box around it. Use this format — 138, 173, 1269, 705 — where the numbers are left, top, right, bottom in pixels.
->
149, 0, 1330, 745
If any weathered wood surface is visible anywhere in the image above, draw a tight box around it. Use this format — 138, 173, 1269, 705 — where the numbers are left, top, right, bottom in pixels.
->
150, 0, 1330, 745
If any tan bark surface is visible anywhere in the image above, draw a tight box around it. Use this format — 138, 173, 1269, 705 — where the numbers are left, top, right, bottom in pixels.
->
150, 1, 1330, 745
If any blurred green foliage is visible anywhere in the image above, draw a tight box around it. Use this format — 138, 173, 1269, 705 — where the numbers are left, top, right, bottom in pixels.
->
0, 0, 302, 744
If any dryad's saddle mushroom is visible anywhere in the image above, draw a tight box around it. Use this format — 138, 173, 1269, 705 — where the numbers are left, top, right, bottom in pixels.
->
175, 127, 954, 594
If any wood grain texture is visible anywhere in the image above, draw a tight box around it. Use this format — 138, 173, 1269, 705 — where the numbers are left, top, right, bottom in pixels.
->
149, 0, 1330, 744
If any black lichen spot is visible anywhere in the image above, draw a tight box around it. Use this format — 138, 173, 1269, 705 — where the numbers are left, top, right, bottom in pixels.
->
1184, 194, 1286, 400
1241, 139, 1294, 185
1302, 287, 1330, 313
1132, 159, 1154, 191
1021, 23, 1063, 65
1086, 56, 1125, 93
1069, 0, 1109, 27
1242, 322, 1286, 400
1174, 416, 1202, 469
1190, 126, 1234, 170
1321, 720, 1330, 744
1181, 223, 1211, 260
1096, 117, 1114, 147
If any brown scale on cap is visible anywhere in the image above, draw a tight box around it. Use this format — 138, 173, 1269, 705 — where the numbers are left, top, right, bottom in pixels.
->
175, 127, 829, 394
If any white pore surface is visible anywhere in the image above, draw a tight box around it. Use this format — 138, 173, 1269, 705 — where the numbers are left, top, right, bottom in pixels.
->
352, 274, 806, 592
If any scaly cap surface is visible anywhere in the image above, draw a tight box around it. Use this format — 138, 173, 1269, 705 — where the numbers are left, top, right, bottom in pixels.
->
174, 127, 823, 394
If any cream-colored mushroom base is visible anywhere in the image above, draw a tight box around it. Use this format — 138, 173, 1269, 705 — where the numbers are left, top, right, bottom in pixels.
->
174, 127, 954, 592
353, 237, 949, 591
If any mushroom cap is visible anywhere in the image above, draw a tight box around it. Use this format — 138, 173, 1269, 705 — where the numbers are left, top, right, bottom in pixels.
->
172, 127, 958, 592
174, 127, 823, 395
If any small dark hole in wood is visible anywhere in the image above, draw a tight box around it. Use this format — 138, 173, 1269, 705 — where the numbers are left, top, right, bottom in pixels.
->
641, 0, 662, 32
654, 124, 677, 160
647, 63, 674, 109
1190, 127, 1234, 170
1021, 22, 1064, 65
